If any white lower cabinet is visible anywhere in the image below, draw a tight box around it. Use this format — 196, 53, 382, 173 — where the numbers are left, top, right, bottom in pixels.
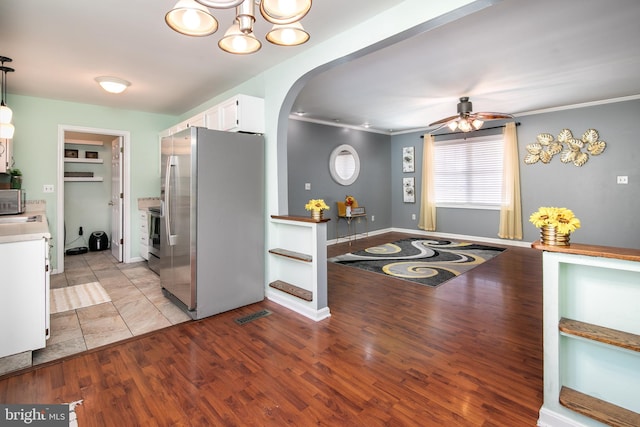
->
0, 238, 50, 358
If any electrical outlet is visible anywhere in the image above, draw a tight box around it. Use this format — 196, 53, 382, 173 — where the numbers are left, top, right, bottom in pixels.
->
305, 183, 311, 190
43, 184, 54, 193
371, 215, 375, 222
412, 214, 416, 220
617, 175, 628, 184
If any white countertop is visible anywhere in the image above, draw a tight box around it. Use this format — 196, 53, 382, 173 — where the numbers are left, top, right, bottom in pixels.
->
0, 211, 51, 244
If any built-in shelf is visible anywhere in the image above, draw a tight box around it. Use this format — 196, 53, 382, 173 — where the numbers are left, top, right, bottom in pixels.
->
559, 386, 640, 427
559, 317, 640, 353
65, 139, 104, 146
269, 280, 313, 301
64, 157, 103, 164
64, 177, 103, 182
268, 248, 312, 262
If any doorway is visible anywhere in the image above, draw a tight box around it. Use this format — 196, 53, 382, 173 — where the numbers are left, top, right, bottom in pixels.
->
56, 125, 131, 273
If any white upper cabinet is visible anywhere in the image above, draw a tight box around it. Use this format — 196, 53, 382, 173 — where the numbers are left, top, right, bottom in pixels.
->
205, 94, 264, 134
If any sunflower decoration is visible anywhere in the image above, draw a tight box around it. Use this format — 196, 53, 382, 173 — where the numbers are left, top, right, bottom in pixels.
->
524, 128, 606, 167
529, 207, 581, 235
305, 199, 330, 212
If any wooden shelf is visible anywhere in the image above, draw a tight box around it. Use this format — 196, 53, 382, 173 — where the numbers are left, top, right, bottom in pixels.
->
559, 317, 640, 353
64, 177, 103, 182
64, 157, 103, 164
268, 248, 312, 262
65, 139, 104, 146
269, 280, 313, 302
560, 386, 640, 427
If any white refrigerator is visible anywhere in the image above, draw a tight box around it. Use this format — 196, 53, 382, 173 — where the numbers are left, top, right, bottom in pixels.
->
160, 127, 264, 319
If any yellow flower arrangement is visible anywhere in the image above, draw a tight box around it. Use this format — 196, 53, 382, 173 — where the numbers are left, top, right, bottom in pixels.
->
529, 207, 581, 235
345, 195, 355, 206
305, 199, 330, 212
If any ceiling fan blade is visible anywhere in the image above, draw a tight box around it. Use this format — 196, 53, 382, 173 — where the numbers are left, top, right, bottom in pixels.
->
429, 114, 459, 127
473, 112, 514, 120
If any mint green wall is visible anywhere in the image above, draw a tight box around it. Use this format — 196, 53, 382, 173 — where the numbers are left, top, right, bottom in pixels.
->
10, 94, 175, 269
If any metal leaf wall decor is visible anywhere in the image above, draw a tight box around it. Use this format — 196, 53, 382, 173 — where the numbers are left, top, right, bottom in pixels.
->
524, 128, 606, 167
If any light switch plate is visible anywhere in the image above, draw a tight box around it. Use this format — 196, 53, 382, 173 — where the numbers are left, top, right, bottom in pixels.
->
305, 183, 311, 190
43, 184, 54, 193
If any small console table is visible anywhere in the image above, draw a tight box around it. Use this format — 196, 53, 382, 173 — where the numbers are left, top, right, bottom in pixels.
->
335, 213, 368, 244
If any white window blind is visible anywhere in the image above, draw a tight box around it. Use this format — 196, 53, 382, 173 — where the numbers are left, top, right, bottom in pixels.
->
434, 135, 504, 208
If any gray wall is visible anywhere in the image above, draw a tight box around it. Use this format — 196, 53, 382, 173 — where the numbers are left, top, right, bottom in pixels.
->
391, 99, 640, 249
287, 119, 391, 239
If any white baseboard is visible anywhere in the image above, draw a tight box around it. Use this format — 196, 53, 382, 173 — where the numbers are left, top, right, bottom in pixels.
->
328, 226, 532, 248
537, 406, 592, 427
266, 289, 331, 322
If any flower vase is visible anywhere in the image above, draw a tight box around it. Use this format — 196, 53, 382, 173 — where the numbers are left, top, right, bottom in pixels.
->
540, 225, 570, 246
346, 206, 351, 217
311, 210, 323, 221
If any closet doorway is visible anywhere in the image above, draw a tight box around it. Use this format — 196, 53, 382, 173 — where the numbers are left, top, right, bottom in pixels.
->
56, 125, 131, 274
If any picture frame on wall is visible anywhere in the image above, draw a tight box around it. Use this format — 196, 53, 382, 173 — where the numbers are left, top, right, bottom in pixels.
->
402, 146, 414, 172
403, 177, 415, 203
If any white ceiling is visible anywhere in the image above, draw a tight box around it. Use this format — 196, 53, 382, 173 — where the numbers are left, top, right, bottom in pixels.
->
2, 0, 640, 134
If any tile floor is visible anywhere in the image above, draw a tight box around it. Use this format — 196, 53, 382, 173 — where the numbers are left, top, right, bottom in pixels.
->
32, 251, 191, 365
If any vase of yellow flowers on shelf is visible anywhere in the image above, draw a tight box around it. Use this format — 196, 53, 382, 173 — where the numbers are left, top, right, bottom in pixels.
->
305, 198, 330, 221
529, 206, 581, 246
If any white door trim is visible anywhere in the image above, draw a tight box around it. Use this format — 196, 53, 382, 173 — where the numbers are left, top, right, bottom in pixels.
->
56, 125, 131, 273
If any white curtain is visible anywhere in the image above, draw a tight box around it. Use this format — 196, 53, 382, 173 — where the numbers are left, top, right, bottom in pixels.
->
418, 133, 436, 231
498, 122, 523, 239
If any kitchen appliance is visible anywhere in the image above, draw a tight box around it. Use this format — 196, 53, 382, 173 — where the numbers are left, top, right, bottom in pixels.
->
160, 127, 264, 319
147, 206, 161, 275
88, 231, 108, 251
0, 189, 24, 215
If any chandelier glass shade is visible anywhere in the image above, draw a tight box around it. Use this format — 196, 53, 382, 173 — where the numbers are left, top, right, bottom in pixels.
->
0, 56, 15, 139
166, 0, 312, 54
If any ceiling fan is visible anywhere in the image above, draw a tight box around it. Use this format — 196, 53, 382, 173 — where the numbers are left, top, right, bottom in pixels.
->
429, 96, 513, 132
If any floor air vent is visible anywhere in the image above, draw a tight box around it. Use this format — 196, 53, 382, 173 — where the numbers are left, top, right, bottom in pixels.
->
234, 309, 272, 325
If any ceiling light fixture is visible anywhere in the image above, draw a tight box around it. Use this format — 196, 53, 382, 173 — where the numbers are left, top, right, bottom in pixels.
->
0, 56, 15, 139
429, 97, 513, 133
95, 76, 131, 94
166, 0, 312, 54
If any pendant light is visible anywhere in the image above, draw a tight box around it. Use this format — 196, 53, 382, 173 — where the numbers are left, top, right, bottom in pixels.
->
165, 0, 219, 37
266, 21, 309, 46
260, 0, 311, 24
165, 0, 313, 54
0, 56, 15, 140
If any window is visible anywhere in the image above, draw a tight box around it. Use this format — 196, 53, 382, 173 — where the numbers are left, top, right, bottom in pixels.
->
433, 135, 504, 209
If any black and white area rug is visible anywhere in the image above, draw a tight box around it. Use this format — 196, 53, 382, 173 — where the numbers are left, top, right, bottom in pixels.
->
328, 238, 505, 287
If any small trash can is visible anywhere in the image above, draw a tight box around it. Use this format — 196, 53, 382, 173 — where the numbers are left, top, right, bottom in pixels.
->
89, 231, 109, 251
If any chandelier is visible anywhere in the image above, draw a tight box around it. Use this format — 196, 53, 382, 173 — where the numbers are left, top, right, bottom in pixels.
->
0, 56, 14, 139
166, 0, 311, 55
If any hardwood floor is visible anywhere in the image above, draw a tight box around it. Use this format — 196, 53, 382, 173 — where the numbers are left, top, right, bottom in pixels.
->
0, 232, 544, 426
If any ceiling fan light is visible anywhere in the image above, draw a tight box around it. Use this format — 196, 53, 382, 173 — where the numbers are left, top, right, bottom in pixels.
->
472, 118, 484, 130
457, 119, 472, 132
260, 0, 312, 24
0, 122, 14, 139
447, 121, 458, 131
95, 76, 131, 94
166, 0, 219, 36
0, 104, 13, 124
266, 22, 309, 46
218, 22, 262, 54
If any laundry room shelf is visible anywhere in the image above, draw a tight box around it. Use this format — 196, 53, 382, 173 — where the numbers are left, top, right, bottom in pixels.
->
64, 177, 103, 182
64, 157, 103, 164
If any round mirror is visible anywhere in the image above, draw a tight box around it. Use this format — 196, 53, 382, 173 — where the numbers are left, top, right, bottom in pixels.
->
329, 144, 360, 186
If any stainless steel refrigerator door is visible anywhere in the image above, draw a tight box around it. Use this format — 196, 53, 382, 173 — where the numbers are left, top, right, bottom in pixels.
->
161, 129, 197, 310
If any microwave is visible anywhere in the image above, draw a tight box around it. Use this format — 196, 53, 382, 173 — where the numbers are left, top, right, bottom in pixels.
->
0, 189, 24, 215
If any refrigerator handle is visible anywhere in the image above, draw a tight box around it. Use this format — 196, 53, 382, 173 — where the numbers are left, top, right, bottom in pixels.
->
164, 155, 178, 246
